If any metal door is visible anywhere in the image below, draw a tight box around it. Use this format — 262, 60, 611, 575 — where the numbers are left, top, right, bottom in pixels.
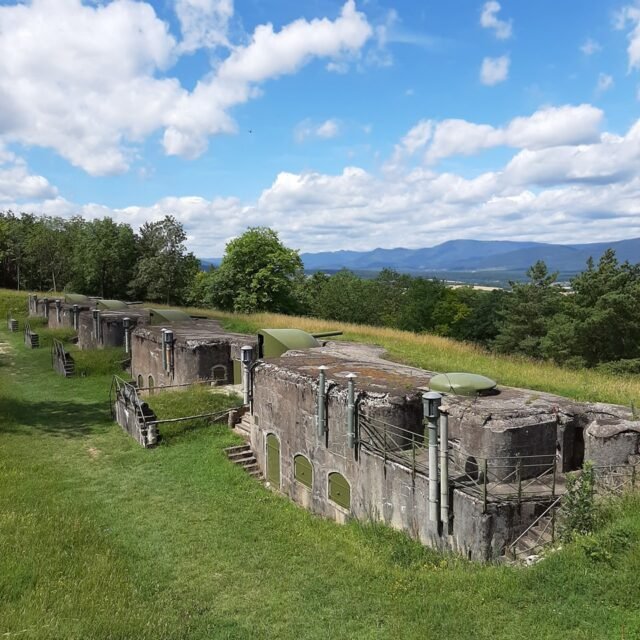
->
266, 434, 280, 487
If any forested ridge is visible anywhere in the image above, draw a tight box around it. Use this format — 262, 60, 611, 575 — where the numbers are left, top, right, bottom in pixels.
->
2, 211, 639, 373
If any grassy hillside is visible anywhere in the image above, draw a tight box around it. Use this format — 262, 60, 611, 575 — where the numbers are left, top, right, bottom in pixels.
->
2, 293, 640, 639
181, 307, 640, 408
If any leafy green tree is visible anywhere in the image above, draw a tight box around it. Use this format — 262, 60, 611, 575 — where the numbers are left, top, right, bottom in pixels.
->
396, 277, 447, 333
210, 227, 303, 313
185, 267, 218, 307
494, 261, 563, 358
373, 269, 412, 327
450, 288, 509, 346
73, 218, 137, 298
543, 250, 640, 366
23, 216, 75, 292
307, 269, 384, 325
129, 215, 199, 304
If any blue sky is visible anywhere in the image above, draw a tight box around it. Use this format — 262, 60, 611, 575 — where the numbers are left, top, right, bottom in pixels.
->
1, 0, 639, 256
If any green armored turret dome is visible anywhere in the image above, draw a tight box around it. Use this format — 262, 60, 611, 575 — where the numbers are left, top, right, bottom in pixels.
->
429, 372, 497, 396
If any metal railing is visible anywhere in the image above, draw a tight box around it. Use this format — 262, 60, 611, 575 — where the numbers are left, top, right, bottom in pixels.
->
110, 374, 242, 432
594, 463, 639, 496
357, 412, 559, 507
50, 337, 70, 369
507, 495, 563, 559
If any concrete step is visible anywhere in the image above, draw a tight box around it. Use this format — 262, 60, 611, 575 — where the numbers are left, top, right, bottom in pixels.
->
227, 452, 255, 464
224, 444, 262, 480
225, 444, 251, 455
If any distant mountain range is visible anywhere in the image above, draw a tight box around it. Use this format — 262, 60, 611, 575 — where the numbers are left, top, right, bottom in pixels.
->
200, 237, 640, 284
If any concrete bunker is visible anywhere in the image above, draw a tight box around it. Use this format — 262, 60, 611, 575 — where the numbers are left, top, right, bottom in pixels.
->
47, 294, 95, 330
77, 307, 149, 350
130, 320, 258, 390
244, 340, 640, 560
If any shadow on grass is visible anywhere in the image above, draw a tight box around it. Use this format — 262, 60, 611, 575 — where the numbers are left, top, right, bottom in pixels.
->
0, 397, 111, 438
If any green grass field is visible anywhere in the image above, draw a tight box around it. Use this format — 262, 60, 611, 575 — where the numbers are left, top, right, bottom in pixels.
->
2, 289, 640, 639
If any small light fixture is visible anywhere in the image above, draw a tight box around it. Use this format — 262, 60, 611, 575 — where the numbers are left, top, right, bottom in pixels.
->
423, 391, 442, 419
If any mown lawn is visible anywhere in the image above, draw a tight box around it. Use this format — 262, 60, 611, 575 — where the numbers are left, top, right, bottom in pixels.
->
2, 290, 640, 638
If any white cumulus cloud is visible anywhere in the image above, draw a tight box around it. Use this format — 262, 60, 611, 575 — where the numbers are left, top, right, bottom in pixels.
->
480, 1, 512, 39
294, 119, 341, 142
392, 105, 603, 165
175, 0, 234, 53
0, 0, 372, 175
480, 55, 510, 85
615, 4, 640, 70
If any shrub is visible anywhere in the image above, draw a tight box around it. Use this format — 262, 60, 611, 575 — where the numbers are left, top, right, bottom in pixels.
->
561, 461, 597, 541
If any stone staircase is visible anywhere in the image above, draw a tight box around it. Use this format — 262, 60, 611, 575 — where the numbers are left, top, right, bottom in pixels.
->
234, 412, 255, 437
61, 356, 75, 377
509, 513, 558, 562
24, 331, 39, 348
225, 443, 261, 479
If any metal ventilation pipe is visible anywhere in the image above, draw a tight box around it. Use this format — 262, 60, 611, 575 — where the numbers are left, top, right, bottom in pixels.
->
43, 297, 49, 320
423, 391, 442, 523
92, 309, 100, 341
240, 345, 254, 406
123, 317, 131, 354
346, 373, 357, 449
316, 365, 328, 437
439, 412, 450, 532
164, 329, 174, 374
55, 299, 61, 323
72, 304, 79, 330
161, 329, 168, 371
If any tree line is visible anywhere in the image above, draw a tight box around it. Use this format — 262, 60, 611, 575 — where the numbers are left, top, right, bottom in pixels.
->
2, 212, 639, 372
0, 211, 198, 304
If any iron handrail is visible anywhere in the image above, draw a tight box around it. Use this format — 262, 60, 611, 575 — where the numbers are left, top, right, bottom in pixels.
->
507, 495, 563, 558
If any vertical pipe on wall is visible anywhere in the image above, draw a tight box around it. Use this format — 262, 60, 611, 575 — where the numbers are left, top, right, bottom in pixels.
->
161, 329, 167, 371
72, 304, 79, 330
346, 373, 356, 449
316, 366, 327, 437
166, 330, 174, 375
439, 412, 449, 531
55, 299, 61, 323
423, 391, 442, 523
43, 298, 49, 320
241, 345, 253, 406
123, 317, 131, 354
92, 309, 99, 340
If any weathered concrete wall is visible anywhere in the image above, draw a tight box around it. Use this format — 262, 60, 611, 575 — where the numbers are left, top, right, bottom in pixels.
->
33, 298, 50, 321
113, 389, 159, 448
250, 360, 545, 560
28, 294, 38, 316
47, 302, 91, 330
585, 418, 640, 466
77, 309, 148, 350
130, 323, 257, 389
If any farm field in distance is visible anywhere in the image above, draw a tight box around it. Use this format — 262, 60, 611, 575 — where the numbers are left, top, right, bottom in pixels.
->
2, 289, 640, 639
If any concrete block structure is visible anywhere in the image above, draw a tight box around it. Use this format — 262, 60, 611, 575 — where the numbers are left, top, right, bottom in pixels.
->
77, 307, 150, 350
47, 294, 95, 330
245, 341, 640, 560
130, 320, 257, 391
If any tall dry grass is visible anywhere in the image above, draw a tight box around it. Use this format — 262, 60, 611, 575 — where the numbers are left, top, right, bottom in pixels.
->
180, 306, 640, 408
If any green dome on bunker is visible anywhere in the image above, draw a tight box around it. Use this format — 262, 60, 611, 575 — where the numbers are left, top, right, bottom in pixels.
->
429, 372, 497, 396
